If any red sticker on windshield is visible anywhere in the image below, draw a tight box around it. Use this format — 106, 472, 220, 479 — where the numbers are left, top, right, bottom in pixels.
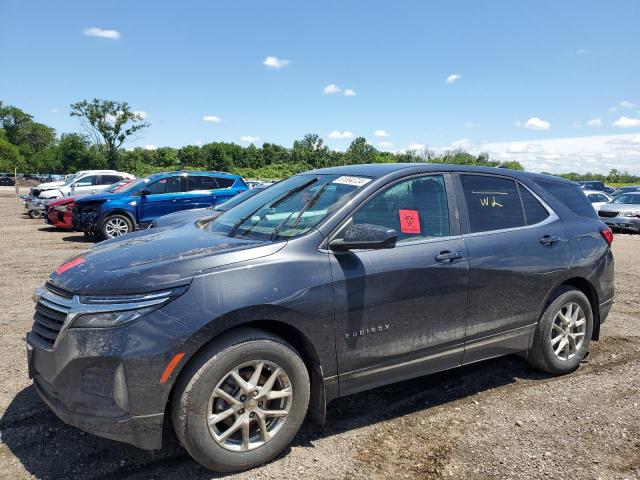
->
399, 209, 421, 234
56, 257, 85, 275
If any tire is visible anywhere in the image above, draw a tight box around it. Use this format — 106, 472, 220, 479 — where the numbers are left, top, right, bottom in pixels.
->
528, 287, 593, 374
28, 210, 42, 219
171, 328, 310, 472
100, 214, 133, 240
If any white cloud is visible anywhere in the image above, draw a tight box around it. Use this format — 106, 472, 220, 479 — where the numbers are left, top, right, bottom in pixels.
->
195, 140, 203, 146
377, 141, 394, 148
452, 139, 473, 149
83, 27, 121, 40
263, 56, 291, 69
464, 122, 480, 128
144, 144, 157, 151
240, 135, 260, 143
445, 74, 461, 84
323, 84, 341, 94
577, 49, 587, 54
586, 118, 603, 127
613, 116, 640, 128
610, 100, 636, 112
50, 108, 58, 113
440, 133, 640, 175
407, 143, 426, 151
374, 130, 390, 137
572, 121, 581, 128
328, 130, 354, 139
203, 115, 221, 123
523, 117, 551, 130
133, 110, 147, 120
344, 88, 356, 97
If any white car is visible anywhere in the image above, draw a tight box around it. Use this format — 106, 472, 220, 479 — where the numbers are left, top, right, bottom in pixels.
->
37, 171, 135, 200
584, 190, 612, 211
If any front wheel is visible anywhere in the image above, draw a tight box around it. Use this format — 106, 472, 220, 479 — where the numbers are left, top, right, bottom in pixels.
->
28, 210, 42, 219
171, 328, 310, 472
528, 287, 593, 374
100, 214, 133, 240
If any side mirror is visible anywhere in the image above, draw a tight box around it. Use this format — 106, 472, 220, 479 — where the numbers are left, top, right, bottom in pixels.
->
330, 224, 397, 251
140, 188, 150, 196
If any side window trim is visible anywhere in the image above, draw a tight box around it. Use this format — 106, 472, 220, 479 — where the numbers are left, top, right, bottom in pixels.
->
453, 173, 558, 236
325, 172, 459, 248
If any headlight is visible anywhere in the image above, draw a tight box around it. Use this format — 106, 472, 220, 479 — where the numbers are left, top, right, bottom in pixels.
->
622, 210, 640, 218
70, 287, 188, 328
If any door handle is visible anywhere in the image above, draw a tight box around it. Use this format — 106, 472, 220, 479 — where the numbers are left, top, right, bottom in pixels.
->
172, 198, 177, 203
540, 235, 560, 245
435, 251, 463, 263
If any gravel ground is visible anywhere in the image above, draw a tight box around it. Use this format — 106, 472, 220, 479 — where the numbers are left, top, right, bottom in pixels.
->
0, 188, 638, 480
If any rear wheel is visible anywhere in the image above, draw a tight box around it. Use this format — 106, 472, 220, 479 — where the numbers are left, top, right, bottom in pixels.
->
100, 214, 133, 240
28, 210, 42, 219
528, 287, 593, 374
171, 328, 310, 472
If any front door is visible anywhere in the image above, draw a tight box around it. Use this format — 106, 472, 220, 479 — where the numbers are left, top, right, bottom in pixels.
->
138, 176, 185, 223
329, 174, 469, 395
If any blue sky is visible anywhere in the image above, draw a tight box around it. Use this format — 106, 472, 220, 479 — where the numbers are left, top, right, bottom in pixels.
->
2, 0, 639, 173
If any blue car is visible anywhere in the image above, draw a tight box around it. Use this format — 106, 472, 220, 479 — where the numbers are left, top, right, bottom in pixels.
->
72, 171, 247, 239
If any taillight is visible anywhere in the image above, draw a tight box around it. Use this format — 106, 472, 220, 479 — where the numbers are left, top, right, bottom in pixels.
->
600, 226, 613, 246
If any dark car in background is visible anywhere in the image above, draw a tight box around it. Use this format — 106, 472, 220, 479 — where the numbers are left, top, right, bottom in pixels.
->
611, 185, 640, 197
28, 164, 614, 472
578, 180, 607, 192
72, 171, 248, 239
149, 184, 269, 229
0, 174, 15, 186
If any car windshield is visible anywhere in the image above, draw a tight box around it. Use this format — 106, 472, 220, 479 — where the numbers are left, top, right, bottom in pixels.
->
208, 174, 371, 241
62, 173, 81, 186
612, 194, 640, 205
116, 177, 150, 194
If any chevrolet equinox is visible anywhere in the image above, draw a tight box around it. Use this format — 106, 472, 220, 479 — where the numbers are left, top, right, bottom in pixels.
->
27, 164, 614, 472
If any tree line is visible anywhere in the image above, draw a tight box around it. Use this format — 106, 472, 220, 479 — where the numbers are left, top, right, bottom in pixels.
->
2, 98, 636, 184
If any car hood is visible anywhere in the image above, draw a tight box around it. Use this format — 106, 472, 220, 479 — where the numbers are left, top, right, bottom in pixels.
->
599, 203, 640, 213
75, 191, 127, 204
153, 208, 219, 228
48, 194, 86, 206
48, 222, 285, 295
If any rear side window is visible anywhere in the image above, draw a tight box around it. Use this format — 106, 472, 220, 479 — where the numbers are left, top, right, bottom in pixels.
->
101, 175, 123, 184
187, 175, 217, 191
536, 180, 597, 219
215, 177, 235, 188
460, 175, 524, 233
518, 185, 550, 225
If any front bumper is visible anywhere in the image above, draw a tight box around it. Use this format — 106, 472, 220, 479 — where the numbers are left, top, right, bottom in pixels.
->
599, 215, 640, 232
26, 287, 193, 450
26, 200, 45, 213
72, 210, 100, 232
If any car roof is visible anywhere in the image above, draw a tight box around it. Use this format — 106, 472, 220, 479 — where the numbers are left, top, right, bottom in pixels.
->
145, 170, 239, 181
305, 163, 575, 184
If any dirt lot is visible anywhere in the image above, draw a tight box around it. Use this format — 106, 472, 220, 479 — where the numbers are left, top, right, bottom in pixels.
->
0, 188, 638, 480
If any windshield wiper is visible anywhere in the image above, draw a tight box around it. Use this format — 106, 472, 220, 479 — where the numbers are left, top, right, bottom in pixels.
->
227, 178, 318, 238
270, 182, 329, 241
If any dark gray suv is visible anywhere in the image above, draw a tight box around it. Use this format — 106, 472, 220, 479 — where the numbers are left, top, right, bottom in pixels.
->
27, 164, 614, 472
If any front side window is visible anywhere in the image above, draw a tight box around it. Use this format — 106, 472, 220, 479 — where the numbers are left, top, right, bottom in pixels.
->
209, 174, 370, 241
145, 176, 183, 195
75, 175, 100, 187
350, 175, 449, 243
461, 175, 525, 233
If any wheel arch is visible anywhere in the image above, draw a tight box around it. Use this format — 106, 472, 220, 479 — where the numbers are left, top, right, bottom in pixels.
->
166, 317, 330, 435
101, 209, 137, 229
543, 277, 601, 340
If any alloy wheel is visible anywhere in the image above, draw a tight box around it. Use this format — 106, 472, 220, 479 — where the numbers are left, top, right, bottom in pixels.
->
207, 360, 293, 452
550, 302, 587, 361
104, 217, 129, 238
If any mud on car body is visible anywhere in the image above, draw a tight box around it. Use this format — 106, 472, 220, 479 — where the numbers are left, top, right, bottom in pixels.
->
28, 164, 614, 472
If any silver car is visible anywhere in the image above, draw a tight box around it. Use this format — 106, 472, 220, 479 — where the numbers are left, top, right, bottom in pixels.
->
598, 192, 640, 232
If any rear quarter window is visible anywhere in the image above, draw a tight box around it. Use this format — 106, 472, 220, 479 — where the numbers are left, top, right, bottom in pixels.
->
215, 177, 235, 188
536, 180, 597, 219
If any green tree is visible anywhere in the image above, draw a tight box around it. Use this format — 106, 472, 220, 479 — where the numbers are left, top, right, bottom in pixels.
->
70, 98, 150, 168
0, 137, 25, 172
345, 137, 377, 164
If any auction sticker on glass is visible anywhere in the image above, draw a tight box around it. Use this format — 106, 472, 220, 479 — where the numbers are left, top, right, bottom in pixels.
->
332, 176, 371, 187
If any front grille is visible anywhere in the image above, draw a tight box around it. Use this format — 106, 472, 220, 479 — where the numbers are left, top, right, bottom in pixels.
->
598, 211, 619, 218
31, 286, 73, 348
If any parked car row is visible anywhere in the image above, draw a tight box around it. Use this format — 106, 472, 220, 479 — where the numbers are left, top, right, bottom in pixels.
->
22, 169, 250, 240
25, 164, 616, 472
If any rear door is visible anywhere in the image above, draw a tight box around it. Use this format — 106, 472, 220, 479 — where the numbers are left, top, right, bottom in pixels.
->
138, 176, 185, 223
330, 173, 469, 395
180, 175, 220, 210
454, 174, 571, 363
